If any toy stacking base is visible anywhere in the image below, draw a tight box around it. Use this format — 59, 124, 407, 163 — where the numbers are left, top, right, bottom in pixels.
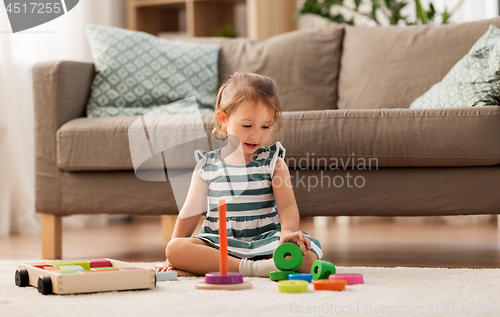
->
196, 280, 253, 290
196, 272, 252, 290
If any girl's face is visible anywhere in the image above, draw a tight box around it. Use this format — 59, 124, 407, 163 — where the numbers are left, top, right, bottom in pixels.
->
217, 100, 275, 159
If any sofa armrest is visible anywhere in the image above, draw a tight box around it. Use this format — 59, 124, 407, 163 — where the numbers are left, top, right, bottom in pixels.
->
33, 61, 95, 214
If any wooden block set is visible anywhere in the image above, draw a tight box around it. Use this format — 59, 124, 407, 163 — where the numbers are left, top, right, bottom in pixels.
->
270, 243, 364, 293
15, 259, 156, 295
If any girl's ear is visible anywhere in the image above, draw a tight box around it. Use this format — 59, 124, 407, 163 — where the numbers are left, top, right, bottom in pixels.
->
216, 110, 227, 125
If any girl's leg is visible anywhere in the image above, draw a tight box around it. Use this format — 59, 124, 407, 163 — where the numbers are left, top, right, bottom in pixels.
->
297, 249, 318, 273
166, 237, 241, 276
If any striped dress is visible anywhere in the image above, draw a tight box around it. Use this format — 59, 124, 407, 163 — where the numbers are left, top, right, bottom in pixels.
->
193, 141, 323, 260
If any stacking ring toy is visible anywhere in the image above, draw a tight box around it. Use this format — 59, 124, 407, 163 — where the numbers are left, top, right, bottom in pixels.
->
205, 272, 244, 285
273, 243, 303, 272
313, 279, 346, 291
329, 273, 364, 285
269, 271, 295, 281
277, 280, 309, 293
311, 260, 336, 280
288, 273, 312, 283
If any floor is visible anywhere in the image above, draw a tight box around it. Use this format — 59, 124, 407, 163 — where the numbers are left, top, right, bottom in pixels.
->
1, 216, 500, 268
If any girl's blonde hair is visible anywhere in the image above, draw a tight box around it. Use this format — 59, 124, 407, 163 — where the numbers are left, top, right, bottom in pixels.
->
212, 72, 283, 142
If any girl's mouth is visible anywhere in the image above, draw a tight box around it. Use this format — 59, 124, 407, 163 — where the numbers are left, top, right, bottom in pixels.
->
244, 142, 258, 149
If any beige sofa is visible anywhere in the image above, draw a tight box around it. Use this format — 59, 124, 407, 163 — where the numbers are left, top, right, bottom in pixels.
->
34, 17, 500, 259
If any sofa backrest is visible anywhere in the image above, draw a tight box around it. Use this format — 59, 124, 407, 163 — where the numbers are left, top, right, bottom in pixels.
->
337, 17, 500, 110
163, 26, 344, 112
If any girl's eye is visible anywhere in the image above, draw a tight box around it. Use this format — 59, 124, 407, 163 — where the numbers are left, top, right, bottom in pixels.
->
262, 126, 270, 129
243, 125, 252, 128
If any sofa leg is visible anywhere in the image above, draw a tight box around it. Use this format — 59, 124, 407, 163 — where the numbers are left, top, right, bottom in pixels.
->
161, 215, 177, 241
41, 214, 62, 260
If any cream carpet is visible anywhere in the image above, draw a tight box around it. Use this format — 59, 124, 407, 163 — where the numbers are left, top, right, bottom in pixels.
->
1, 260, 499, 317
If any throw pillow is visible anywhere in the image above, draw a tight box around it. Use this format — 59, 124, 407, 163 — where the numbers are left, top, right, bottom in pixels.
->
410, 24, 500, 109
85, 24, 220, 117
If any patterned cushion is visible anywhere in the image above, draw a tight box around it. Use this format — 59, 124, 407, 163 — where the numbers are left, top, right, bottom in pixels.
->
410, 25, 500, 109
85, 24, 220, 117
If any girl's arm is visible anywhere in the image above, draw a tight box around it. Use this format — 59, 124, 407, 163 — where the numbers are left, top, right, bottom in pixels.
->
170, 162, 209, 239
272, 157, 311, 255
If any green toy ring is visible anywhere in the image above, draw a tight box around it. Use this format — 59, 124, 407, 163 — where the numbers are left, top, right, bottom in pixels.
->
277, 280, 309, 293
269, 270, 296, 281
273, 243, 303, 272
311, 260, 336, 280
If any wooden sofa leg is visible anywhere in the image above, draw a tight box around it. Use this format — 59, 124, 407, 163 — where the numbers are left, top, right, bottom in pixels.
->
41, 214, 62, 260
161, 215, 177, 242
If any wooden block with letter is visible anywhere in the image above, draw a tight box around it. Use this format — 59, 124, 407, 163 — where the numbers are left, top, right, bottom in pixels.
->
15, 259, 155, 295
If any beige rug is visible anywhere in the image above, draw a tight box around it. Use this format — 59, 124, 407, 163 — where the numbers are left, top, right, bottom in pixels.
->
1, 260, 499, 317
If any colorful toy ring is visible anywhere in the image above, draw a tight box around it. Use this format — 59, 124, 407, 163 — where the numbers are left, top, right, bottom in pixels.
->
329, 273, 364, 285
269, 271, 295, 281
277, 280, 309, 293
311, 260, 336, 280
273, 243, 303, 272
312, 279, 346, 291
288, 273, 313, 283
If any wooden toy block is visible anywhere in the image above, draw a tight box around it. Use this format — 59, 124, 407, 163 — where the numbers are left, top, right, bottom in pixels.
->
44, 266, 61, 271
87, 259, 111, 268
91, 267, 124, 271
48, 261, 91, 270
154, 265, 198, 277
16, 259, 155, 295
155, 271, 177, 281
60, 265, 85, 271
30, 263, 51, 269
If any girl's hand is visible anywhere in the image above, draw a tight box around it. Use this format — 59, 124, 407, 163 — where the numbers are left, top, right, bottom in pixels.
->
279, 230, 311, 256
155, 259, 177, 272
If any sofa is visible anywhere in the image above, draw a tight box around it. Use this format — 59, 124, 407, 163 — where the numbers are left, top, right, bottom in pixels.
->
34, 17, 500, 259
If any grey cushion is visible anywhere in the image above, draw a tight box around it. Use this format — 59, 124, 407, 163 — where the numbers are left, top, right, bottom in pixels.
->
57, 107, 500, 172
338, 17, 500, 109
160, 26, 344, 112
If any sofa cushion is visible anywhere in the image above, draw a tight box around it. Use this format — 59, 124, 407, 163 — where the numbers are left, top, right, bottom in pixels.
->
338, 17, 500, 110
85, 24, 220, 117
410, 25, 500, 109
160, 26, 344, 112
57, 107, 500, 172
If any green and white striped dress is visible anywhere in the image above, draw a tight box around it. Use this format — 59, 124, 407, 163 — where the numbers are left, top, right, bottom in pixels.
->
193, 141, 323, 259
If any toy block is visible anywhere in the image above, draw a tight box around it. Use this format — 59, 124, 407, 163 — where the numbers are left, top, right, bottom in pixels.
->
31, 264, 51, 269
48, 261, 91, 270
44, 266, 61, 271
155, 271, 177, 281
91, 267, 122, 271
86, 259, 111, 268
60, 265, 85, 271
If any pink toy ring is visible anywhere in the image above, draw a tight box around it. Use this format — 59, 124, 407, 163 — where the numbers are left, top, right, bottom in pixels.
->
329, 273, 364, 285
